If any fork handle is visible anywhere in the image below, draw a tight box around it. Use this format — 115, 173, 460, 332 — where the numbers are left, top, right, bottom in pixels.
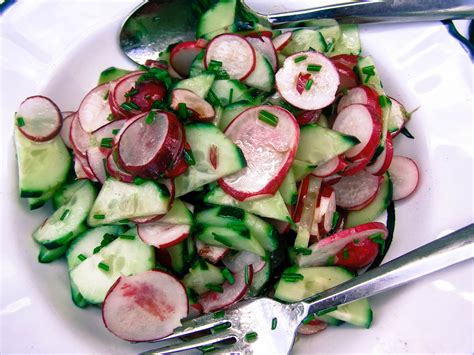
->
267, 0, 474, 25
303, 224, 474, 317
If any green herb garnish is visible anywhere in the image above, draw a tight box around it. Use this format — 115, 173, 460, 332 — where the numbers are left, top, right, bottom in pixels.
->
326, 255, 335, 265
16, 117, 25, 127
212, 233, 233, 247
228, 88, 234, 104
305, 79, 314, 91
100, 137, 113, 149
343, 247, 349, 259
59, 209, 70, 221
378, 95, 391, 108
221, 268, 235, 285
120, 102, 139, 111
244, 331, 258, 342
294, 55, 307, 63
400, 127, 415, 139
316, 306, 337, 316
186, 287, 199, 304
207, 89, 220, 107
93, 214, 105, 220
281, 272, 304, 282
103, 90, 109, 100
258, 109, 278, 127
119, 234, 135, 240
212, 322, 231, 333
124, 88, 139, 98
271, 317, 278, 330
133, 177, 146, 185
206, 283, 224, 293
307, 64, 322, 72
177, 102, 188, 119
111, 129, 120, 135
106, 113, 115, 121
294, 247, 312, 255
77, 254, 87, 262
98, 262, 110, 271
244, 265, 250, 285
213, 310, 225, 319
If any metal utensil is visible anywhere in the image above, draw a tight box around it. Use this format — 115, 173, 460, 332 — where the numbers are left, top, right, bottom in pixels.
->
142, 224, 473, 354
120, 0, 474, 65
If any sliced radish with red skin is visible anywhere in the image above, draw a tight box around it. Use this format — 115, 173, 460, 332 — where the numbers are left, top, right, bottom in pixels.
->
70, 114, 91, 157
332, 104, 382, 161
272, 32, 291, 51
366, 132, 394, 176
246, 31, 273, 39
86, 147, 109, 184
220, 106, 299, 201
297, 222, 388, 267
144, 59, 168, 70
388, 156, 419, 200
188, 303, 203, 318
117, 111, 185, 178
246, 36, 278, 72
276, 51, 340, 110
315, 185, 336, 235
222, 251, 265, 273
199, 267, 253, 313
322, 174, 341, 185
163, 154, 188, 178
297, 319, 327, 335
170, 41, 204, 77
337, 85, 381, 116
339, 155, 371, 176
16, 95, 62, 142
332, 62, 358, 93
60, 111, 75, 148
312, 156, 347, 178
205, 34, 256, 80
91, 119, 126, 149
334, 238, 379, 269
168, 65, 183, 79
332, 170, 382, 210
77, 83, 115, 133
106, 149, 134, 183
138, 223, 190, 249
102, 270, 188, 342
293, 176, 310, 224
129, 80, 167, 113
388, 98, 411, 138
330, 54, 358, 70
195, 240, 228, 264
295, 109, 322, 126
74, 155, 96, 181
170, 89, 215, 122
109, 71, 145, 118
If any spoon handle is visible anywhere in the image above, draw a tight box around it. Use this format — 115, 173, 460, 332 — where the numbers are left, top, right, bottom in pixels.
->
267, 0, 474, 25
302, 224, 474, 316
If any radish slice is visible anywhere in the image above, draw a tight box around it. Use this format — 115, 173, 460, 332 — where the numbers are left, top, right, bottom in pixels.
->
117, 111, 184, 178
322, 175, 342, 185
219, 106, 299, 201
272, 32, 291, 52
170, 89, 215, 122
102, 270, 188, 342
74, 155, 96, 181
332, 62, 357, 93
205, 34, 256, 80
86, 147, 108, 184
195, 240, 228, 264
295, 110, 322, 126
337, 85, 381, 116
138, 223, 190, 249
388, 98, 411, 137
70, 113, 91, 157
332, 104, 382, 160
340, 155, 371, 176
188, 303, 203, 318
297, 319, 327, 335
276, 51, 340, 110
222, 251, 265, 273
108, 71, 144, 119
15, 95, 62, 142
388, 156, 419, 200
199, 267, 253, 313
312, 156, 347, 178
170, 41, 203, 77
246, 36, 278, 72
313, 185, 336, 235
330, 54, 358, 69
332, 170, 382, 210
144, 59, 168, 70
77, 83, 114, 133
297, 222, 388, 267
91, 119, 126, 148
60, 111, 75, 148
366, 132, 394, 176
105, 149, 134, 183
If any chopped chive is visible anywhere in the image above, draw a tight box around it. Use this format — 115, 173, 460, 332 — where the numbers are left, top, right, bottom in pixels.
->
206, 283, 224, 293
133, 177, 146, 185
369, 233, 385, 245
316, 306, 337, 316
212, 322, 231, 333
207, 89, 220, 107
258, 109, 278, 127
318, 32, 328, 51
400, 127, 415, 139
198, 258, 209, 270
212, 233, 233, 248
221, 268, 235, 284
343, 247, 349, 259
59, 209, 70, 221
77, 254, 87, 262
107, 113, 115, 121
271, 317, 278, 330
326, 255, 335, 265
208, 59, 222, 71
177, 102, 187, 119
198, 345, 215, 353
244, 266, 249, 285
213, 310, 225, 319
98, 262, 110, 271
124, 88, 139, 98
228, 88, 234, 104
119, 234, 135, 240
294, 247, 312, 255
16, 117, 25, 127
353, 238, 360, 245
100, 137, 113, 149
305, 79, 313, 91
103, 90, 109, 100
294, 55, 307, 63
183, 148, 195, 166
119, 219, 129, 223
331, 211, 340, 229
302, 313, 315, 324
307, 64, 322, 72
93, 246, 102, 254
281, 272, 304, 282
186, 287, 199, 304
120, 102, 138, 111
244, 331, 258, 342
112, 129, 120, 135
362, 65, 375, 75
216, 69, 230, 80
93, 214, 105, 220
145, 94, 151, 100
378, 95, 391, 108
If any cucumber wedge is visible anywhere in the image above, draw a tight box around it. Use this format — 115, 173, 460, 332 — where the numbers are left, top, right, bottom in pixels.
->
210, 79, 251, 106
183, 260, 225, 294
248, 261, 271, 296
53, 180, 88, 210
197, 0, 236, 39
243, 51, 274, 92
28, 189, 54, 210
98, 67, 132, 85
70, 280, 89, 308
279, 169, 298, 205
331, 24, 361, 56
174, 73, 215, 98
281, 29, 326, 56
218, 100, 253, 131
292, 159, 316, 182
38, 243, 68, 263
189, 50, 206, 77
158, 199, 193, 225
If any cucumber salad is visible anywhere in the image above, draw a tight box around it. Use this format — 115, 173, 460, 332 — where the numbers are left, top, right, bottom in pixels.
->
14, 0, 420, 346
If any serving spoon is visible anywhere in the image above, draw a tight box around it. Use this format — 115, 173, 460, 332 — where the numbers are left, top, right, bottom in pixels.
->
119, 0, 474, 65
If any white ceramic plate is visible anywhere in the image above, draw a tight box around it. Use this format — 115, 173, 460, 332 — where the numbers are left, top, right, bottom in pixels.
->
1, 1, 473, 353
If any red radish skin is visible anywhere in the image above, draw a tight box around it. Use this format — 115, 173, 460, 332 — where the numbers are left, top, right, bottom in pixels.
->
74, 155, 97, 181
337, 86, 381, 116
246, 31, 273, 39
78, 83, 115, 133
297, 319, 328, 335
366, 132, 394, 176
163, 154, 188, 178
220, 106, 299, 201
246, 36, 278, 72
295, 110, 322, 126
106, 150, 134, 183
315, 185, 336, 235
388, 156, 419, 200
293, 176, 310, 224
86, 147, 108, 184
222, 251, 265, 273
16, 95, 63, 142
188, 303, 203, 318
322, 175, 342, 185
70, 113, 91, 157
138, 223, 190, 248
332, 104, 382, 161
170, 41, 204, 77
199, 267, 253, 313
276, 51, 340, 110
109, 71, 145, 118
195, 240, 228, 264
334, 238, 380, 269
170, 89, 215, 122
312, 156, 347, 178
297, 222, 388, 267
332, 170, 383, 210
129, 80, 167, 112
60, 111, 75, 149
340, 155, 372, 176
205, 34, 256, 80
144, 59, 169, 70
102, 270, 188, 342
332, 62, 358, 93
272, 32, 291, 51
330, 54, 358, 69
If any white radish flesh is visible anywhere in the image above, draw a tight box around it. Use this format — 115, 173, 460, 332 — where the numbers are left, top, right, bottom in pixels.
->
171, 89, 215, 122
195, 240, 228, 264
170, 41, 203, 77
60, 111, 75, 148
137, 223, 190, 249
86, 147, 108, 184
246, 36, 278, 72
389, 156, 419, 200
337, 85, 381, 115
222, 251, 265, 273
332, 170, 382, 210
312, 156, 347, 178
78, 83, 114, 133
272, 32, 291, 51
70, 113, 91, 157
366, 132, 394, 176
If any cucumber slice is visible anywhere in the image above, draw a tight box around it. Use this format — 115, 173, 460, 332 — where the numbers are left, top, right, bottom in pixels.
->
243, 51, 274, 92
292, 159, 316, 182
210, 79, 251, 107
195, 225, 265, 256
33, 181, 97, 247
88, 178, 170, 226
189, 50, 206, 77
15, 129, 71, 198
183, 260, 225, 294
279, 169, 298, 205
70, 280, 89, 308
165, 240, 188, 276
195, 206, 278, 252
317, 114, 330, 128
174, 123, 246, 197
281, 29, 326, 56
53, 180, 87, 210
248, 261, 271, 296
296, 124, 359, 166
174, 73, 215, 98
70, 228, 155, 304
218, 100, 253, 131
28, 189, 54, 210
346, 172, 393, 228
158, 199, 193, 225
98, 67, 132, 85
331, 24, 361, 56
38, 243, 68, 263
356, 56, 384, 95
275, 266, 372, 328
204, 186, 290, 222
197, 0, 236, 39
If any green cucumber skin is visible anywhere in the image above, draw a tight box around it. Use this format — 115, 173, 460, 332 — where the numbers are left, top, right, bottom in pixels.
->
197, 0, 237, 39
70, 281, 89, 308
38, 243, 69, 263
97, 67, 132, 85
279, 169, 298, 205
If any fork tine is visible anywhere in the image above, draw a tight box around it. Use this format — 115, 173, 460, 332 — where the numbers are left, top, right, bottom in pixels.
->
140, 330, 235, 354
